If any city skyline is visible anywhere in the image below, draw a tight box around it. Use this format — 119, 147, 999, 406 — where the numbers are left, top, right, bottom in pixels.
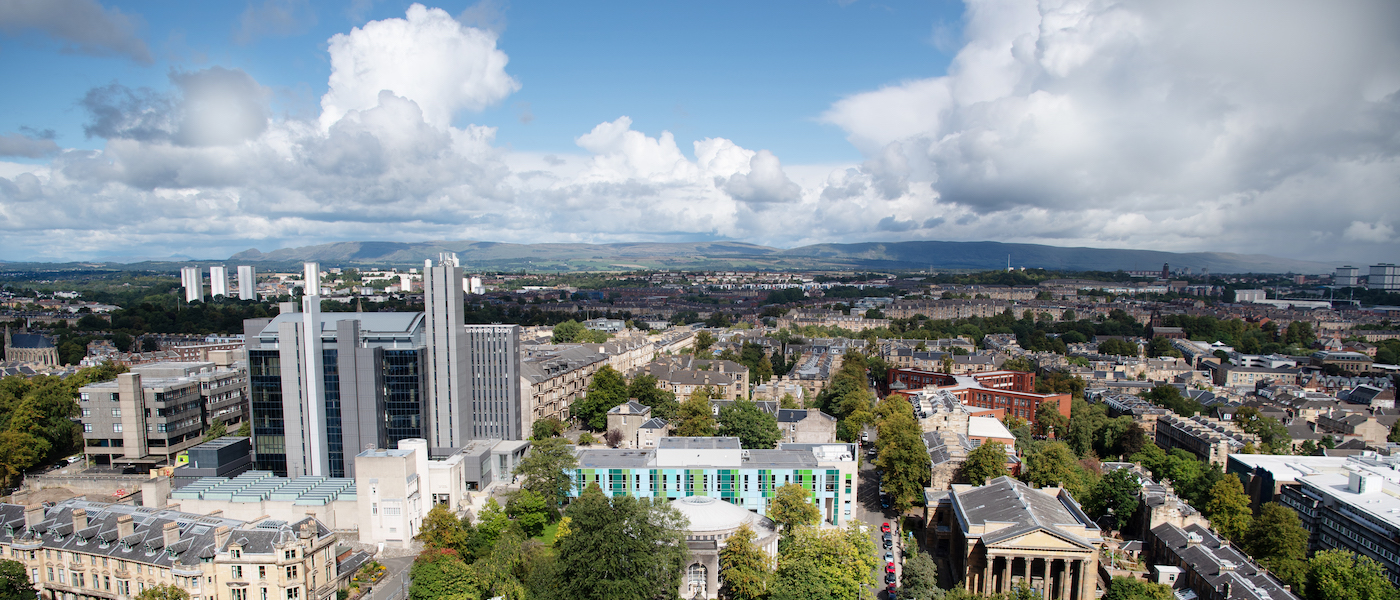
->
0, 0, 1397, 265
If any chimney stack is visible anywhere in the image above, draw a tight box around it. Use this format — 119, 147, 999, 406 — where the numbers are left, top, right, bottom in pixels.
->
116, 514, 134, 540
214, 526, 231, 549
162, 522, 180, 548
23, 506, 44, 531
72, 508, 88, 532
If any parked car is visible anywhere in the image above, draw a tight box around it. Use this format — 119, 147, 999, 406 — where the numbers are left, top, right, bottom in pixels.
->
880, 495, 892, 509
885, 572, 897, 584
880, 522, 891, 533
884, 551, 894, 563
885, 562, 896, 573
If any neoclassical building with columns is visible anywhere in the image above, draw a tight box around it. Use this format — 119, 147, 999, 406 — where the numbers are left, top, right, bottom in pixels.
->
932, 476, 1102, 599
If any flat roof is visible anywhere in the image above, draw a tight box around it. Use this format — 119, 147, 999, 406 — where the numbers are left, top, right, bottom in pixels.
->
968, 416, 1015, 440
258, 312, 423, 336
658, 437, 741, 450
1226, 454, 1351, 484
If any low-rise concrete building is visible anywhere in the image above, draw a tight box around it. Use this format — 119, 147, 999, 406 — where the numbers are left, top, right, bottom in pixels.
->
775, 409, 837, 444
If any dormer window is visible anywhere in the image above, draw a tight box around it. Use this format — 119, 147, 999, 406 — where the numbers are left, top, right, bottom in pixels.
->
230, 548, 241, 559
99, 539, 109, 549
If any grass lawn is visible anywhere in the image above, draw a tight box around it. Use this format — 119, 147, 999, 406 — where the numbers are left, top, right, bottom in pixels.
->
535, 520, 561, 545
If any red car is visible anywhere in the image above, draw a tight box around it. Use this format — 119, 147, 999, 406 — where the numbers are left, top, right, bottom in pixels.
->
885, 562, 896, 573
881, 522, 891, 533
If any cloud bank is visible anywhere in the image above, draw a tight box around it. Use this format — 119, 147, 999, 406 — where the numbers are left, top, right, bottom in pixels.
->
1, 0, 1398, 264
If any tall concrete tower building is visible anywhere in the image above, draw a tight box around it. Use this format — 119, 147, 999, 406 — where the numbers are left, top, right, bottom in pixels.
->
424, 253, 468, 447
209, 265, 229, 297
423, 253, 524, 444
237, 265, 257, 300
180, 266, 203, 303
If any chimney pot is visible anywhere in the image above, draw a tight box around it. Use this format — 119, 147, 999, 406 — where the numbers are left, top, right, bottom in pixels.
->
72, 508, 88, 531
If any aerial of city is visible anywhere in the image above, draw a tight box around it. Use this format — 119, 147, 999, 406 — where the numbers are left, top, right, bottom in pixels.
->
1, 2, 1399, 600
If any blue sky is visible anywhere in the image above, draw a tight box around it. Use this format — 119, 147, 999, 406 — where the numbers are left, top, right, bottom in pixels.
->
0, 0, 1397, 264
1, 0, 966, 164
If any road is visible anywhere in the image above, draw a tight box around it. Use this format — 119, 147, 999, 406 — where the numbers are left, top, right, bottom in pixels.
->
366, 556, 415, 600
857, 446, 904, 599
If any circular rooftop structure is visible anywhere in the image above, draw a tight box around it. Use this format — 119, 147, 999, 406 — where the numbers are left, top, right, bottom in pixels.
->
671, 496, 774, 536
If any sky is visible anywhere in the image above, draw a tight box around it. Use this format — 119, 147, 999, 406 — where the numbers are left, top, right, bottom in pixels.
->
0, 0, 1397, 264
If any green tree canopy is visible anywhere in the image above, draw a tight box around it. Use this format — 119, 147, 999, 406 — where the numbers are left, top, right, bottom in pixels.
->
718, 399, 781, 449
676, 390, 717, 437
1304, 549, 1400, 600
1244, 502, 1309, 590
628, 374, 679, 421
1036, 402, 1069, 438
0, 559, 37, 600
1203, 476, 1252, 543
513, 437, 578, 514
959, 440, 1010, 485
506, 489, 550, 538
557, 483, 690, 600
409, 548, 483, 600
695, 331, 716, 353
576, 365, 627, 430
1083, 468, 1141, 531
769, 524, 877, 600
718, 523, 771, 600
769, 482, 821, 535
873, 396, 931, 511
1103, 576, 1172, 600
900, 551, 939, 600
134, 584, 191, 600
417, 503, 476, 557
531, 417, 565, 441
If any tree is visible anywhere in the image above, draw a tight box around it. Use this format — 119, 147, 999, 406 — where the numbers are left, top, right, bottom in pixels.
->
1244, 502, 1309, 590
409, 548, 482, 600
577, 432, 597, 446
471, 499, 511, 557
1067, 398, 1107, 457
769, 483, 821, 535
531, 417, 565, 441
718, 399, 781, 449
1203, 476, 1252, 543
236, 421, 251, 437
604, 429, 624, 448
134, 584, 191, 600
0, 431, 47, 488
900, 551, 939, 600
1084, 468, 1140, 532
202, 420, 227, 442
576, 365, 628, 430
1023, 442, 1090, 499
417, 503, 475, 557
557, 484, 690, 600
959, 440, 1009, 485
552, 320, 584, 343
779, 393, 801, 409
513, 437, 579, 513
695, 331, 716, 353
1103, 576, 1172, 600
769, 524, 877, 600
1388, 419, 1400, 444
1304, 549, 1400, 600
628, 374, 679, 421
1036, 402, 1068, 438
872, 396, 931, 511
506, 489, 550, 538
0, 559, 37, 600
718, 524, 771, 600
676, 390, 717, 437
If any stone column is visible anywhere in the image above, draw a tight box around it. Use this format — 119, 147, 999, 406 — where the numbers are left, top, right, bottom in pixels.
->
1041, 557, 1052, 599
1081, 558, 1096, 600
1059, 559, 1071, 600
1001, 555, 1012, 594
983, 558, 993, 596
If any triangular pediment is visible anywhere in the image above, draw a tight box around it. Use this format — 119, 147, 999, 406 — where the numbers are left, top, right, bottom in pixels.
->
989, 529, 1090, 551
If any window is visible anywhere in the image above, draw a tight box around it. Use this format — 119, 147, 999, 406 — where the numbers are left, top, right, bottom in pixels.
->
47, 567, 53, 581
82, 409, 91, 417
232, 566, 243, 578
83, 424, 93, 433
286, 565, 298, 579
262, 587, 268, 600
284, 549, 297, 560
286, 587, 301, 600
231, 548, 241, 559
112, 424, 123, 433
232, 590, 247, 600
259, 566, 267, 579
111, 408, 121, 417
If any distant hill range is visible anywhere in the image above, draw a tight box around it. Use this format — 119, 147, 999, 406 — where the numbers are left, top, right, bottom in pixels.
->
225, 240, 1335, 274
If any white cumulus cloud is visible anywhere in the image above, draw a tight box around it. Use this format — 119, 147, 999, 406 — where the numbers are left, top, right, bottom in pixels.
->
320, 3, 519, 130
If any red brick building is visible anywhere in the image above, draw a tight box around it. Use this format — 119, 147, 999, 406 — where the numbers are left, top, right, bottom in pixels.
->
889, 368, 1071, 426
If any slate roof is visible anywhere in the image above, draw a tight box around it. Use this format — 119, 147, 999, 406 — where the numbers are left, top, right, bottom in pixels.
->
951, 476, 1099, 549
639, 418, 668, 430
776, 409, 836, 423
607, 400, 650, 415
8, 333, 53, 349
0, 499, 334, 569
1151, 522, 1298, 600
